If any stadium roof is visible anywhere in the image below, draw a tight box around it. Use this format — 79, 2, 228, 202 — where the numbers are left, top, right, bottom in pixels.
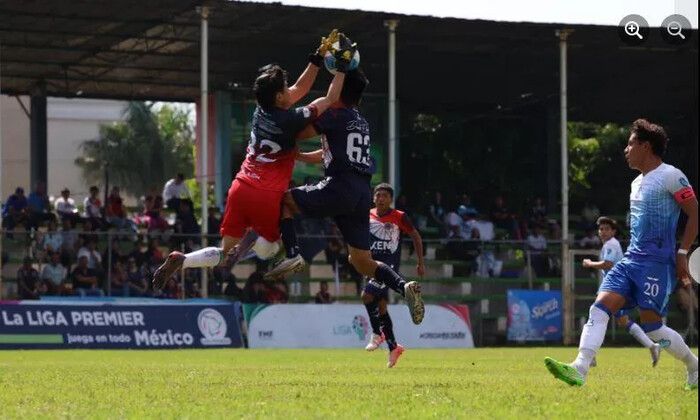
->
0, 0, 697, 122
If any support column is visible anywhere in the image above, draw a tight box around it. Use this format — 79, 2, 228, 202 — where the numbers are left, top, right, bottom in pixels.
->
215, 91, 232, 210
385, 20, 398, 191
199, 6, 210, 298
30, 81, 48, 188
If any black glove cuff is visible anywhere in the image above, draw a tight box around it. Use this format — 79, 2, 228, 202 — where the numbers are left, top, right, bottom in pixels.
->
308, 53, 323, 67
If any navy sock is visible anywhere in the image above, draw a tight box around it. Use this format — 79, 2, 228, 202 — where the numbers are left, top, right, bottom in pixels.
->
374, 263, 406, 296
379, 313, 397, 351
364, 300, 381, 335
279, 218, 299, 258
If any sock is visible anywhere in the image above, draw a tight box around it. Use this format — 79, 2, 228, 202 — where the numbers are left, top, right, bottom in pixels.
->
571, 303, 610, 376
645, 324, 699, 371
182, 247, 223, 268
279, 218, 299, 258
626, 321, 655, 349
374, 263, 406, 296
364, 300, 381, 335
379, 313, 397, 351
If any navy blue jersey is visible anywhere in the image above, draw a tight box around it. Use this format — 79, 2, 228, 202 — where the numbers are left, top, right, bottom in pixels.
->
312, 106, 372, 177
237, 104, 317, 191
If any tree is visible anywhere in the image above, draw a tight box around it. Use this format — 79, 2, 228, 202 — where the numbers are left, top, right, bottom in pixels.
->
75, 102, 194, 198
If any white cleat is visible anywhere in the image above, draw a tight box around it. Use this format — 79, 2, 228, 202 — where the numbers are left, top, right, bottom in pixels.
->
265, 254, 305, 279
650, 343, 662, 367
365, 333, 385, 352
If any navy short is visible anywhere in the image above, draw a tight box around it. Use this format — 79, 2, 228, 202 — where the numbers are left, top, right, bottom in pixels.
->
291, 173, 372, 250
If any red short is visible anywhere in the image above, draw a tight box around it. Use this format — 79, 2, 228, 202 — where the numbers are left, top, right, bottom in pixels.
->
220, 179, 283, 242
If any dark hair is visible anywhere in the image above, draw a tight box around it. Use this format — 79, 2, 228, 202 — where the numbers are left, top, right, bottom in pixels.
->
597, 216, 618, 232
176, 173, 185, 179
631, 119, 668, 157
89, 185, 98, 192
373, 182, 394, 198
341, 68, 369, 107
254, 64, 287, 110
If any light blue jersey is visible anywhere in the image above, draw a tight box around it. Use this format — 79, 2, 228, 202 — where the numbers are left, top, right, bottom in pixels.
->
627, 163, 691, 264
600, 237, 624, 278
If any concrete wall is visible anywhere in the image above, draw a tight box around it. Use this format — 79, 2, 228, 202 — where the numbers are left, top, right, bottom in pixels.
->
1, 95, 126, 203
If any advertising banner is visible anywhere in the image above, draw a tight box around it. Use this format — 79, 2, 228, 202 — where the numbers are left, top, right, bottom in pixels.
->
245, 303, 473, 349
507, 289, 562, 342
0, 301, 243, 349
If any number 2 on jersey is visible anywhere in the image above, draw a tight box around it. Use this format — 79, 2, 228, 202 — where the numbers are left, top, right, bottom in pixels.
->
347, 133, 370, 165
249, 131, 282, 163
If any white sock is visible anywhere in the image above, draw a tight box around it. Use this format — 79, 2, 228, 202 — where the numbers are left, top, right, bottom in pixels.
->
252, 237, 280, 260
627, 322, 655, 349
182, 247, 223, 268
646, 325, 698, 371
571, 305, 610, 376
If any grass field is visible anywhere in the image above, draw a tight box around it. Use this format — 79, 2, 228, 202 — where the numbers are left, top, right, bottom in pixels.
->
0, 348, 697, 419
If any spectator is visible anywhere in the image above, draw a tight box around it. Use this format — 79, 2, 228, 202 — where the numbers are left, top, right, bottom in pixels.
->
126, 257, 150, 297
446, 205, 472, 240
265, 280, 289, 304
676, 278, 698, 336
490, 196, 521, 239
128, 239, 149, 269
27, 181, 56, 230
395, 193, 409, 215
427, 191, 446, 232
208, 207, 221, 238
143, 188, 169, 233
315, 281, 334, 304
104, 237, 127, 268
162, 173, 192, 212
83, 186, 107, 230
54, 188, 80, 226
161, 277, 182, 299
41, 252, 67, 295
146, 237, 164, 267
460, 194, 479, 216
78, 239, 103, 272
2, 187, 30, 235
177, 200, 200, 235
18, 257, 44, 299
40, 219, 63, 256
212, 267, 242, 298
105, 186, 137, 238
526, 224, 549, 277
242, 272, 266, 303
60, 218, 79, 268
579, 229, 602, 249
580, 201, 600, 231
71, 255, 104, 297
109, 261, 129, 297
530, 197, 547, 227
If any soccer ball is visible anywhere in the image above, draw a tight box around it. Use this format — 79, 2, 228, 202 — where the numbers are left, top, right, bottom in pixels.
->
323, 41, 360, 74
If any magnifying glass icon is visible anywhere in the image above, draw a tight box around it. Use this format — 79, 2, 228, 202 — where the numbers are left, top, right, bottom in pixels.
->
624, 21, 643, 39
667, 21, 686, 40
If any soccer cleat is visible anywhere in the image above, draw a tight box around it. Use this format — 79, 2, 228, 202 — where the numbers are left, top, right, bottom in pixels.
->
589, 357, 597, 368
387, 344, 405, 368
152, 251, 185, 291
686, 368, 698, 391
649, 343, 662, 367
365, 333, 385, 352
544, 357, 585, 387
264, 254, 306, 279
404, 281, 425, 325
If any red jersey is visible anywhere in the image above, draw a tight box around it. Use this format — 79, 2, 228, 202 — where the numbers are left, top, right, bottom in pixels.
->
236, 104, 318, 192
369, 208, 413, 269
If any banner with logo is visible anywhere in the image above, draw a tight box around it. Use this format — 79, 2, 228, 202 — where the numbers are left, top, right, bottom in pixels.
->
507, 289, 562, 342
244, 303, 473, 349
0, 301, 243, 349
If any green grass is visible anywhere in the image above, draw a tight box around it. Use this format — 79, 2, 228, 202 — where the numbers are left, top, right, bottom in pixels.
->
0, 348, 696, 419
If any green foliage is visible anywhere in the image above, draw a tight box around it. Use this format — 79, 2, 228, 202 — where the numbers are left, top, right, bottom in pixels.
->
75, 102, 194, 198
0, 349, 696, 418
186, 177, 216, 215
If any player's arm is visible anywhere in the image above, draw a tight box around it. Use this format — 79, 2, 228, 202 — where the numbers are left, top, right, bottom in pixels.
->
296, 149, 323, 164
666, 170, 697, 280
288, 63, 320, 105
402, 214, 425, 277
308, 71, 345, 116
582, 259, 614, 271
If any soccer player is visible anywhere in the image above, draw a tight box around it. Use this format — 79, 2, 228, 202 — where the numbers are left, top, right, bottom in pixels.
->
152, 32, 354, 289
274, 68, 425, 326
582, 216, 662, 366
545, 119, 698, 390
361, 183, 425, 368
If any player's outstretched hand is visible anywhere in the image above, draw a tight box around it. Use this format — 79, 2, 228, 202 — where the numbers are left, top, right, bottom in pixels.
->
416, 263, 425, 277
582, 258, 593, 268
333, 33, 357, 73
676, 254, 691, 284
309, 29, 339, 66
